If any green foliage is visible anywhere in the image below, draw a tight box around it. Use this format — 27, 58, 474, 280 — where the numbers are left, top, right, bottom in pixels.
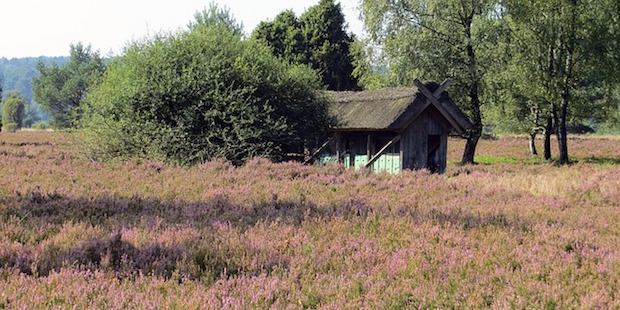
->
362, 0, 507, 163
1, 92, 26, 132
188, 2, 244, 35
299, 0, 359, 91
32, 43, 105, 128
252, 0, 359, 91
253, 10, 308, 64
364, 0, 510, 100
0, 57, 63, 126
350, 39, 389, 90
595, 85, 620, 134
81, 25, 333, 166
32, 121, 51, 130
22, 101, 45, 128
499, 0, 619, 162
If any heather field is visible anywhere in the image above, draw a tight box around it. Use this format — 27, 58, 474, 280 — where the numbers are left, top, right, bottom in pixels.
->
0, 132, 619, 309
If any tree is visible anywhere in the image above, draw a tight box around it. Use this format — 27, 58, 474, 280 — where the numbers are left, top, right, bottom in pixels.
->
23, 102, 45, 128
350, 39, 390, 90
597, 85, 620, 133
482, 34, 554, 158
81, 23, 334, 166
252, 0, 359, 91
2, 92, 26, 132
188, 2, 244, 35
362, 0, 507, 164
504, 0, 619, 164
33, 43, 105, 128
253, 10, 308, 64
300, 0, 359, 91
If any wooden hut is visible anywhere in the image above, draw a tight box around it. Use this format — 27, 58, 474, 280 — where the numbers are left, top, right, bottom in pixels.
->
310, 79, 472, 173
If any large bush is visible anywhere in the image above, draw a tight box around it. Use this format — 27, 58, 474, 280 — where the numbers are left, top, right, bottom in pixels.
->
81, 25, 333, 166
1, 93, 26, 132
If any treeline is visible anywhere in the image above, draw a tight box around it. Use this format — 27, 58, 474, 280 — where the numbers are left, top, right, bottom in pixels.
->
359, 0, 620, 164
0, 56, 68, 128
1, 0, 618, 165
8, 1, 354, 166
0, 56, 69, 103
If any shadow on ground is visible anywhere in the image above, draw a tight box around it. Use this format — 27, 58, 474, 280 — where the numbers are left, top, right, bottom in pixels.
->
0, 190, 531, 279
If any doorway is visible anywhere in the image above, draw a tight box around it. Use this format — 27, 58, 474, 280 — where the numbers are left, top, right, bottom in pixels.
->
427, 135, 441, 173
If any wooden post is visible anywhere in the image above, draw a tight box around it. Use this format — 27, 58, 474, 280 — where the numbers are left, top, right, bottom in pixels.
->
366, 134, 372, 161
336, 134, 341, 163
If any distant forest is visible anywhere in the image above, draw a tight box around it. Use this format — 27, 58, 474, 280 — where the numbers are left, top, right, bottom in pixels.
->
0, 56, 70, 123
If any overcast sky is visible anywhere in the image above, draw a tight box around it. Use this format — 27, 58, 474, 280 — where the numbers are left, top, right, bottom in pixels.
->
0, 0, 365, 59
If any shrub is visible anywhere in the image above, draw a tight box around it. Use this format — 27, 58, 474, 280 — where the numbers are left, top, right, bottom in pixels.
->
81, 25, 333, 166
32, 121, 52, 130
1, 93, 26, 132
2, 122, 18, 132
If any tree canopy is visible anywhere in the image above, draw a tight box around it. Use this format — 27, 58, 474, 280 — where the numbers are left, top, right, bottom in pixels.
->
81, 23, 333, 166
360, 0, 619, 164
502, 0, 619, 164
253, 0, 359, 91
362, 0, 508, 164
33, 43, 105, 128
188, 2, 244, 36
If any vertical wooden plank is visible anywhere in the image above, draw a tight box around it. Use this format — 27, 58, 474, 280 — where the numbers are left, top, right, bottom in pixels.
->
405, 112, 428, 170
404, 122, 416, 170
393, 154, 400, 173
400, 130, 408, 170
422, 111, 430, 169
439, 132, 448, 173
428, 113, 442, 135
383, 155, 389, 173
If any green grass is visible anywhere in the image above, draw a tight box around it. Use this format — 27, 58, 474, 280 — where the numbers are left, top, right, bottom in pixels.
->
449, 155, 620, 166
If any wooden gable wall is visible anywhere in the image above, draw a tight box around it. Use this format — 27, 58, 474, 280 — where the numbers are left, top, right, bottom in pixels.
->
400, 106, 450, 173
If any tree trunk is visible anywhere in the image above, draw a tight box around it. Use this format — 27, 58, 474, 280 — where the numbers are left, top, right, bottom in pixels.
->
556, 1, 576, 165
462, 131, 481, 165
461, 92, 482, 164
558, 95, 570, 164
529, 132, 538, 156
544, 114, 552, 160
460, 14, 482, 165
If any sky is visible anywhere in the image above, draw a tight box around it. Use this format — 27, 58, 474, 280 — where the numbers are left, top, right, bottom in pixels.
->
1, 0, 365, 59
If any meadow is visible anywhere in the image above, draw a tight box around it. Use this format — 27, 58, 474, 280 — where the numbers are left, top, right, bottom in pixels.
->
0, 131, 618, 309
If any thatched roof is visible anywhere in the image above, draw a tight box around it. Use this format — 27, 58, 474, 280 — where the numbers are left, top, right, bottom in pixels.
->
325, 82, 472, 134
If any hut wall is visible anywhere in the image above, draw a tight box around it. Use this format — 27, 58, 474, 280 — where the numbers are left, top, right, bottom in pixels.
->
322, 132, 400, 172
427, 107, 450, 173
401, 114, 428, 170
438, 132, 447, 173
400, 108, 450, 172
